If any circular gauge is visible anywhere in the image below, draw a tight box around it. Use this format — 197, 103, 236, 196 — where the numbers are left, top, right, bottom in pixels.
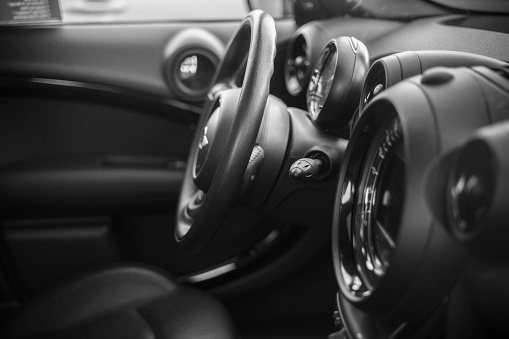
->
333, 67, 501, 337
356, 50, 506, 123
306, 37, 369, 129
308, 41, 337, 119
353, 116, 404, 291
359, 61, 386, 111
336, 112, 405, 298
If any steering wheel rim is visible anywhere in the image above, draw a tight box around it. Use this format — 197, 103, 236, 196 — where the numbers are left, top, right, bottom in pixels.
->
175, 10, 277, 254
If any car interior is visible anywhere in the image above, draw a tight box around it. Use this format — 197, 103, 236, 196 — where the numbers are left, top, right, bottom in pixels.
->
1, 0, 509, 338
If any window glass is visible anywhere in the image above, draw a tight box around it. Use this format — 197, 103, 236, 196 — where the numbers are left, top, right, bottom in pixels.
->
60, 0, 250, 24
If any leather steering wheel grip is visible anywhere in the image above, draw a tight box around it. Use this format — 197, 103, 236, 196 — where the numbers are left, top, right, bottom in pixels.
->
174, 10, 277, 253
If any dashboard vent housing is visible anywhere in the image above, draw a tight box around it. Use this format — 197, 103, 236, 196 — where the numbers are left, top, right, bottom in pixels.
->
165, 48, 219, 102
163, 28, 224, 103
284, 33, 310, 96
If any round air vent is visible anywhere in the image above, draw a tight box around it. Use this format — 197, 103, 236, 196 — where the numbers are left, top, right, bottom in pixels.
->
163, 28, 224, 103
285, 33, 310, 96
165, 48, 219, 102
284, 25, 329, 97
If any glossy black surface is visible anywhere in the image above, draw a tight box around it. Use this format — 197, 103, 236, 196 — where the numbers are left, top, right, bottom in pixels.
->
308, 42, 337, 119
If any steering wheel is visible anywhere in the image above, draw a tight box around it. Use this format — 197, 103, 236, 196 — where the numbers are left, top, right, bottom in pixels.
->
174, 10, 277, 254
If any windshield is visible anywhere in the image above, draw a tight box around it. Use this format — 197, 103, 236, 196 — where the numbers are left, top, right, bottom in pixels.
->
427, 0, 509, 14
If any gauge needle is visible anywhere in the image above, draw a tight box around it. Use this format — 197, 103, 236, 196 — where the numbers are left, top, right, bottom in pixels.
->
375, 220, 396, 249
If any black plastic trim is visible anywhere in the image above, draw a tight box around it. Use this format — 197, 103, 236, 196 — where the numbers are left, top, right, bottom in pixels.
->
0, 76, 203, 119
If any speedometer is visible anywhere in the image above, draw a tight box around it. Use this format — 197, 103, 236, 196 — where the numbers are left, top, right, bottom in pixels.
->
355, 117, 404, 288
306, 36, 369, 129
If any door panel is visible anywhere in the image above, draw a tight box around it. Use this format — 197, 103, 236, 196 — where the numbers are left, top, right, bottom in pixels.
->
0, 79, 194, 298
2, 217, 118, 295
0, 23, 237, 101
0, 90, 194, 167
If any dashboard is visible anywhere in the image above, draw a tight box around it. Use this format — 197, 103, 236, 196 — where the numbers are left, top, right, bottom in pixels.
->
281, 7, 509, 339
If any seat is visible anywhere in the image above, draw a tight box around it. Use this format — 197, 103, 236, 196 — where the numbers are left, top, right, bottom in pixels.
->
2, 265, 237, 339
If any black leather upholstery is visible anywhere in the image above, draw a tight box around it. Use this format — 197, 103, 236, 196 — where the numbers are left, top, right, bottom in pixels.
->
3, 265, 236, 339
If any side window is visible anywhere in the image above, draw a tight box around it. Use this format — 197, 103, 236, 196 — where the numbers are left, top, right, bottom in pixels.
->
59, 0, 249, 24
0, 0, 292, 26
